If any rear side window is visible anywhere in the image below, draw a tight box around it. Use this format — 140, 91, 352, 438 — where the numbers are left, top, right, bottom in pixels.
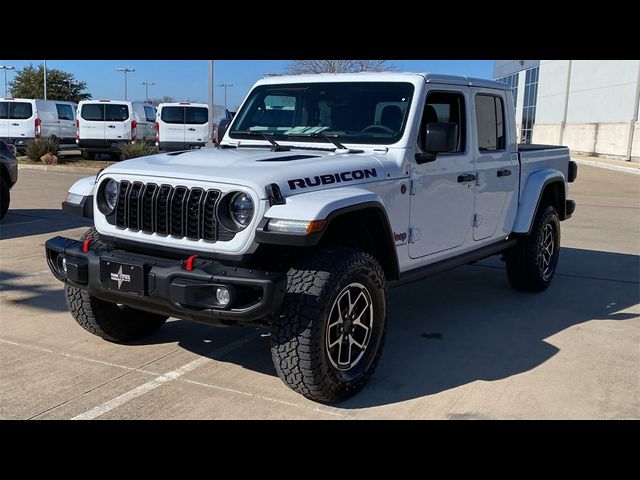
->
0, 102, 33, 119
105, 104, 129, 121
475, 94, 506, 151
81, 104, 104, 121
161, 106, 184, 124
56, 104, 74, 120
144, 105, 156, 122
185, 107, 208, 124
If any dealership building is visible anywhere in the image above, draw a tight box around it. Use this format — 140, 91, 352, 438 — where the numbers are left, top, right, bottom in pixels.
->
493, 60, 640, 161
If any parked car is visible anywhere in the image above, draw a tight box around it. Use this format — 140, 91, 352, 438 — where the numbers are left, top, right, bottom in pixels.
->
76, 100, 156, 160
47, 72, 577, 403
0, 98, 78, 152
0, 140, 18, 220
155, 102, 209, 151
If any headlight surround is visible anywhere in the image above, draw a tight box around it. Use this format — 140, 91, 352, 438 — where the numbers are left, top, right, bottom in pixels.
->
229, 192, 254, 229
98, 178, 119, 215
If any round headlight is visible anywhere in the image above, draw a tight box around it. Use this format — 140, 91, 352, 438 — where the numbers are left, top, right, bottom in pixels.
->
229, 192, 254, 228
101, 179, 118, 214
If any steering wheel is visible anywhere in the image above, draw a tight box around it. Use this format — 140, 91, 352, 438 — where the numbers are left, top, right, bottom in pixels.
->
361, 124, 395, 134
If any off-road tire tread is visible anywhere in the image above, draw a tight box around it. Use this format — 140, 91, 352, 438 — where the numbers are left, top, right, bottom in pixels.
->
270, 248, 388, 403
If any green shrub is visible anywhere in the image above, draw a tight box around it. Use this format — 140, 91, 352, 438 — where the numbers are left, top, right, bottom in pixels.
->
26, 137, 59, 162
119, 141, 158, 160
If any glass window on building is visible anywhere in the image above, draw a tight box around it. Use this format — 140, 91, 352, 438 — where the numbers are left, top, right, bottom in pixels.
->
520, 66, 539, 144
496, 73, 519, 109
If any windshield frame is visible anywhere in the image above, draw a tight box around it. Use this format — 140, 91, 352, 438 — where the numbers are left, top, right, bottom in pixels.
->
228, 81, 415, 146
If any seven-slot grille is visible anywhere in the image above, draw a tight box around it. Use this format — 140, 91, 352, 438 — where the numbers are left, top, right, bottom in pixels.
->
114, 181, 227, 242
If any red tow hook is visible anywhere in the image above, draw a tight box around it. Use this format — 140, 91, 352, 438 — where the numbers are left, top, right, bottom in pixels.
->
82, 238, 92, 253
185, 255, 198, 271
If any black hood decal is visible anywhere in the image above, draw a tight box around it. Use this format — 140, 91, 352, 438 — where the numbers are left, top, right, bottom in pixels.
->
257, 155, 321, 162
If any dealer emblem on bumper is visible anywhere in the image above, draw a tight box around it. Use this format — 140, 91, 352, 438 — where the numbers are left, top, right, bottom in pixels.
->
110, 266, 131, 289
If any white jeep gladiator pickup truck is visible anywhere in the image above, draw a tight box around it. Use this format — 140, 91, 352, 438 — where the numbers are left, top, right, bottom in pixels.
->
46, 72, 577, 403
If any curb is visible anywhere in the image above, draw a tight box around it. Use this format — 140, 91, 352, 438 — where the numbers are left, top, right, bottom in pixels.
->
573, 158, 640, 175
18, 163, 103, 175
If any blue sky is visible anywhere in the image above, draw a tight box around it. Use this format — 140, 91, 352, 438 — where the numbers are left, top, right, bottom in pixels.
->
0, 60, 494, 108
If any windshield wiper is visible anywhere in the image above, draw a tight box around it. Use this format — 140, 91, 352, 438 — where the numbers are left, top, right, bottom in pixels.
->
285, 132, 364, 154
237, 131, 290, 152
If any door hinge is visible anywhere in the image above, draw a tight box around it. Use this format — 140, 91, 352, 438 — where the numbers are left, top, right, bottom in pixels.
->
409, 227, 421, 243
409, 179, 422, 195
473, 214, 480, 227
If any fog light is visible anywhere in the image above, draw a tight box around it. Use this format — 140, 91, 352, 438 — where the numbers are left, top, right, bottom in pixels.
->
216, 287, 231, 306
61, 257, 68, 274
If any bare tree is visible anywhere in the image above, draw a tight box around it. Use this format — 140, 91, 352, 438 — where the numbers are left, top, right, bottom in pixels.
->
284, 60, 396, 75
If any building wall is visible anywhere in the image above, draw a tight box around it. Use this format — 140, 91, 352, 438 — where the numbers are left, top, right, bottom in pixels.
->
526, 60, 640, 161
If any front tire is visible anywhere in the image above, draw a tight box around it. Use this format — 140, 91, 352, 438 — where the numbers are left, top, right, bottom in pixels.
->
81, 149, 95, 160
270, 248, 388, 403
64, 228, 167, 342
506, 204, 561, 292
0, 176, 9, 220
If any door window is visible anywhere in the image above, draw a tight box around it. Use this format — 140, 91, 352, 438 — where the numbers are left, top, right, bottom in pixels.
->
81, 104, 104, 121
0, 102, 33, 119
160, 106, 184, 124
419, 91, 466, 153
144, 105, 156, 122
56, 104, 74, 120
105, 104, 129, 122
185, 107, 208, 124
475, 94, 505, 151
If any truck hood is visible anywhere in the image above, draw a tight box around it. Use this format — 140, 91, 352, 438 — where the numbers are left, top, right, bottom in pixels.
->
102, 147, 387, 198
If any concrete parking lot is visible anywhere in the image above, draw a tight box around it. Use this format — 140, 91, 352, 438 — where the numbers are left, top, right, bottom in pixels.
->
0, 165, 638, 419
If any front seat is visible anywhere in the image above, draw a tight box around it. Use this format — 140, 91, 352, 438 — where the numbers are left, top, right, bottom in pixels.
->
380, 105, 403, 131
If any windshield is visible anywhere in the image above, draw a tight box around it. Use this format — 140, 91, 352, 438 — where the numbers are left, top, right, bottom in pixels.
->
229, 82, 414, 145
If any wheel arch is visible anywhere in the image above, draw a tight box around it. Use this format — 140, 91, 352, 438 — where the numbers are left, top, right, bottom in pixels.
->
512, 170, 566, 235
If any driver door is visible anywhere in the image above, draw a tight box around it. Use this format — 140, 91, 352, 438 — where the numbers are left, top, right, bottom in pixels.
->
408, 86, 476, 259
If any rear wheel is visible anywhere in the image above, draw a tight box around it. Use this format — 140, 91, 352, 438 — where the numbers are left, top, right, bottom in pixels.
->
270, 248, 388, 403
64, 228, 167, 342
506, 204, 561, 292
0, 176, 10, 220
81, 149, 95, 160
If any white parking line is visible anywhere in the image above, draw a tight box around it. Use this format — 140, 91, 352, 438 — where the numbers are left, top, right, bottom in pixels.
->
71, 333, 257, 420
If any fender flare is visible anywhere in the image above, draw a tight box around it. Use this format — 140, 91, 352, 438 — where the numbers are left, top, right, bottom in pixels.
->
256, 187, 399, 279
512, 169, 566, 234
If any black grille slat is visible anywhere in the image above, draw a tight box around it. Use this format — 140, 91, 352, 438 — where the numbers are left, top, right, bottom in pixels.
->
113, 181, 228, 242
202, 190, 219, 242
186, 188, 204, 239
170, 186, 188, 237
141, 183, 158, 233
155, 185, 173, 235
115, 181, 131, 228
128, 182, 144, 231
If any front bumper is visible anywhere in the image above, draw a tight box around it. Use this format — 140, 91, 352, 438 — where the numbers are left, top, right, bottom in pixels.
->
45, 236, 286, 325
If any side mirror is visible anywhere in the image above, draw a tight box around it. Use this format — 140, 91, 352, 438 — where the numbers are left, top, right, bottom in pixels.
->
416, 122, 459, 164
217, 118, 231, 143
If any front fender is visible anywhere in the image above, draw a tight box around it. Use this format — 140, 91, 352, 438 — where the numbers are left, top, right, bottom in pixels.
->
62, 175, 97, 219
69, 176, 97, 196
512, 169, 565, 234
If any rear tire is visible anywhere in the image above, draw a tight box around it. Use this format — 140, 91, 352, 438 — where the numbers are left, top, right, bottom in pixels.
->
506, 204, 561, 292
270, 248, 388, 403
81, 149, 95, 160
109, 152, 122, 161
64, 228, 167, 342
0, 176, 10, 220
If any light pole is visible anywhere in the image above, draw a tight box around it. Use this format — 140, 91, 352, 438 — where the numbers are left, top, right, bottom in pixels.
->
218, 83, 233, 111
140, 81, 155, 103
0, 65, 15, 98
116, 67, 135, 100
43, 60, 47, 100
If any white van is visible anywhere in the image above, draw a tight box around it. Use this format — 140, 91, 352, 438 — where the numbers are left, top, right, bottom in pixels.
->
156, 102, 209, 151
0, 98, 78, 152
76, 100, 156, 160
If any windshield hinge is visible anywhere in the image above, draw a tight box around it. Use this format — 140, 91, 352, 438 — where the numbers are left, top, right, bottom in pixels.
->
409, 179, 422, 195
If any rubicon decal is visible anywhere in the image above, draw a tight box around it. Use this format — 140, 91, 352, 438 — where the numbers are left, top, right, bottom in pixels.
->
288, 168, 378, 190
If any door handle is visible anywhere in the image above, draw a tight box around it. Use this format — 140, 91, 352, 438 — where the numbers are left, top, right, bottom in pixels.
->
11, 123, 19, 126
458, 174, 476, 183
107, 125, 116, 128
187, 128, 196, 131
497, 169, 512, 177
